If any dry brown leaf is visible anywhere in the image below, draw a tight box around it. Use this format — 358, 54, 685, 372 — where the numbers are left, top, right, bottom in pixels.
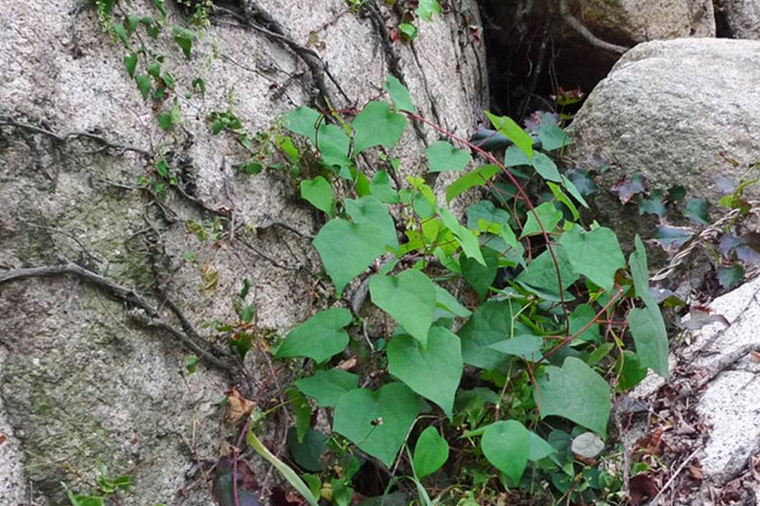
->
335, 357, 357, 371
225, 386, 255, 424
750, 350, 760, 363
0, 433, 6, 445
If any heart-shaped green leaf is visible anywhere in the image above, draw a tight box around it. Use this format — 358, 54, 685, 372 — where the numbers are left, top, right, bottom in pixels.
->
413, 427, 449, 478
387, 327, 462, 416
425, 141, 472, 172
559, 225, 625, 293
313, 219, 388, 295
370, 270, 436, 345
296, 370, 359, 408
352, 101, 407, 154
481, 420, 530, 483
536, 357, 611, 437
333, 383, 420, 466
275, 308, 352, 363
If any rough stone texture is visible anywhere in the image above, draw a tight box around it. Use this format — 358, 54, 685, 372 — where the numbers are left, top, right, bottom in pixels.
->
719, 0, 760, 39
570, 38, 760, 210
681, 276, 760, 481
578, 0, 715, 42
0, 0, 488, 504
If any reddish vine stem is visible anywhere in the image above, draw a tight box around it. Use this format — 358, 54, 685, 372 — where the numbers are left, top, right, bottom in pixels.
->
404, 111, 571, 328
538, 287, 625, 365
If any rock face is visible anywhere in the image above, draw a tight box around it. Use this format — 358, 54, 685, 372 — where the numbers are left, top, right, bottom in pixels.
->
578, 0, 715, 42
0, 1, 487, 504
719, 0, 760, 39
570, 38, 760, 208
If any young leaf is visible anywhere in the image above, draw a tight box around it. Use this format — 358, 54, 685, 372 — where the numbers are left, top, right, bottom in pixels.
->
425, 141, 472, 172
413, 427, 449, 478
383, 76, 416, 113
484, 112, 534, 159
521, 201, 562, 238
135, 74, 151, 100
387, 327, 463, 417
446, 164, 501, 203
312, 219, 388, 295
416, 0, 441, 21
352, 101, 406, 154
481, 420, 530, 483
275, 308, 352, 363
123, 53, 138, 78
172, 26, 195, 59
333, 383, 420, 467
531, 152, 562, 182
296, 370, 359, 408
536, 357, 611, 437
300, 176, 334, 216
370, 270, 436, 345
559, 225, 625, 293
439, 208, 485, 265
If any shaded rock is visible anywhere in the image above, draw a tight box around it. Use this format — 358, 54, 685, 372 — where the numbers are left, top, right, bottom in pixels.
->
718, 0, 760, 39
570, 38, 760, 221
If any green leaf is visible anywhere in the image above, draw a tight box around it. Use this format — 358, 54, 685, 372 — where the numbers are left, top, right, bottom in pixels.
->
333, 383, 420, 467
487, 334, 543, 360
313, 219, 388, 295
296, 369, 358, 408
504, 145, 531, 167
561, 175, 589, 208
172, 26, 195, 59
286, 106, 322, 143
111, 22, 128, 46
370, 171, 399, 203
521, 202, 562, 238
531, 152, 562, 182
416, 0, 441, 21
413, 427, 448, 478
286, 387, 312, 442
446, 164, 501, 203
151, 0, 167, 19
459, 300, 525, 369
547, 182, 579, 220
157, 101, 181, 130
536, 357, 611, 437
300, 176, 334, 216
616, 350, 648, 391
387, 327, 462, 416
275, 308, 352, 363
515, 246, 578, 301
559, 225, 625, 293
147, 61, 161, 79
370, 270, 436, 345
345, 196, 399, 250
628, 236, 668, 376
462, 247, 499, 300
383, 76, 415, 113
425, 141, 472, 172
439, 208, 485, 265
467, 200, 510, 229
399, 22, 418, 40
717, 263, 744, 290
686, 198, 709, 225
135, 74, 151, 100
434, 285, 472, 318
316, 124, 351, 172
484, 112, 534, 159
124, 53, 138, 78
481, 420, 530, 483
538, 123, 572, 151
568, 304, 601, 343
287, 427, 327, 472
352, 101, 407, 154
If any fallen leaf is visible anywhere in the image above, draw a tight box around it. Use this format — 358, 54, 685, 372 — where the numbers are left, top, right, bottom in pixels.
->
225, 386, 255, 424
0, 433, 6, 444
677, 305, 730, 331
628, 473, 658, 505
335, 356, 357, 371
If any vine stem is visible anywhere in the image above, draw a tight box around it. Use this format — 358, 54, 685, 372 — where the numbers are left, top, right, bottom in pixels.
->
403, 111, 571, 328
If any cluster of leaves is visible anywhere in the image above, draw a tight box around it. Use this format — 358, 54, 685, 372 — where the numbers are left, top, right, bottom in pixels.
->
63, 463, 162, 506
606, 156, 760, 293
233, 77, 672, 506
91, 0, 207, 194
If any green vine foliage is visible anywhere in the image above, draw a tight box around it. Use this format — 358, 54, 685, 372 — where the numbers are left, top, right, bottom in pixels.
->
87, 1, 670, 503
263, 77, 669, 504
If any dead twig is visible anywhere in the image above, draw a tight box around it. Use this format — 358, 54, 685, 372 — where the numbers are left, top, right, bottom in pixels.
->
558, 0, 628, 55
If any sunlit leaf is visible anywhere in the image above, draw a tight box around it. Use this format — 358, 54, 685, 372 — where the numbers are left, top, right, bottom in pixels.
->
275, 308, 352, 363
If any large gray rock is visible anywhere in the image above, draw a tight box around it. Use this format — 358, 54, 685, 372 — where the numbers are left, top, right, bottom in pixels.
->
571, 38, 760, 208
0, 0, 488, 504
719, 0, 760, 39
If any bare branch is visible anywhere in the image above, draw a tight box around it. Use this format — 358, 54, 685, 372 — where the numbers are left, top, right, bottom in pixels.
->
559, 0, 629, 55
